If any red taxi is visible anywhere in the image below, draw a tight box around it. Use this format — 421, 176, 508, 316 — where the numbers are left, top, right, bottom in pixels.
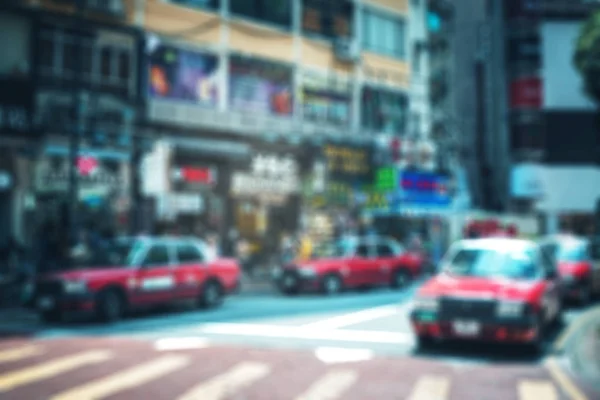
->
539, 235, 600, 305
410, 238, 562, 351
34, 236, 240, 323
274, 236, 425, 295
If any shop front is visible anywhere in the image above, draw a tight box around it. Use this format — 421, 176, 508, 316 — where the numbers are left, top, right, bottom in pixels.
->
33, 148, 130, 238
230, 149, 302, 265
302, 141, 374, 241
0, 77, 37, 246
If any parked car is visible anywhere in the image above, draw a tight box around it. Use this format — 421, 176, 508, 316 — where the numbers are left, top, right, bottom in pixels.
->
273, 236, 425, 295
539, 234, 600, 305
33, 236, 241, 323
410, 238, 562, 352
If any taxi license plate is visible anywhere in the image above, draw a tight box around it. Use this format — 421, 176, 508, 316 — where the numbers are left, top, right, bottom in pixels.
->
37, 296, 55, 310
453, 321, 481, 336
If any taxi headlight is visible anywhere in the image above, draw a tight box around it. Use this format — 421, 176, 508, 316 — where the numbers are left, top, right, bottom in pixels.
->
414, 297, 439, 312
63, 280, 88, 294
497, 301, 524, 317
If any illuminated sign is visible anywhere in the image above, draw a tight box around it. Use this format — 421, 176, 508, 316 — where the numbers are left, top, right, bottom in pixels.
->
375, 167, 397, 191
399, 171, 451, 206
173, 167, 216, 185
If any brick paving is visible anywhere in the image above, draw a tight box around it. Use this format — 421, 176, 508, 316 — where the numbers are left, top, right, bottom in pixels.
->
0, 337, 596, 400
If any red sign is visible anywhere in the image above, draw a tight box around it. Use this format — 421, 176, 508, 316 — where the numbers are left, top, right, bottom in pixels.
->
174, 167, 215, 184
77, 156, 98, 176
510, 77, 542, 108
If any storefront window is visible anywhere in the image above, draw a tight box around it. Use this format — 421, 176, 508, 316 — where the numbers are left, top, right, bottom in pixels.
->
229, 55, 293, 116
361, 87, 409, 134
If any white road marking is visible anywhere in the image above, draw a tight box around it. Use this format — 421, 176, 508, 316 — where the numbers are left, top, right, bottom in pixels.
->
198, 323, 414, 345
407, 375, 451, 400
545, 358, 589, 400
0, 346, 44, 363
300, 305, 403, 330
0, 350, 113, 392
314, 347, 374, 364
294, 370, 358, 400
52, 355, 188, 400
518, 380, 558, 400
177, 361, 270, 400
154, 337, 211, 351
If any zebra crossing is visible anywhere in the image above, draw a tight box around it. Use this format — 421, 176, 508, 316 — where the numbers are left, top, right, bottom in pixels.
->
0, 338, 590, 400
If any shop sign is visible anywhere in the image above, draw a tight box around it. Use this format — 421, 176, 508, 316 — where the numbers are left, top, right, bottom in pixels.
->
510, 163, 545, 199
231, 153, 299, 196
399, 170, 451, 206
0, 78, 33, 134
322, 143, 373, 183
172, 166, 216, 185
229, 55, 293, 116
375, 167, 397, 191
35, 156, 125, 193
149, 43, 219, 107
510, 77, 542, 109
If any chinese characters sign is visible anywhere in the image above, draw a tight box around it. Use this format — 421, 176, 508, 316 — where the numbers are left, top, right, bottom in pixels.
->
231, 153, 300, 197
322, 143, 373, 183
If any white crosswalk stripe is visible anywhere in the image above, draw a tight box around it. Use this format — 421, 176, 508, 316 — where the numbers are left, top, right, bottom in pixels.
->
51, 355, 189, 400
294, 370, 358, 400
177, 361, 270, 400
407, 375, 451, 400
0, 345, 44, 364
518, 380, 559, 400
0, 350, 113, 393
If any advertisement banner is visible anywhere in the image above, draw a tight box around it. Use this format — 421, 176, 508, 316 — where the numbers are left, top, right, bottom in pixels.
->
399, 170, 451, 206
322, 142, 374, 184
229, 55, 293, 115
149, 44, 219, 106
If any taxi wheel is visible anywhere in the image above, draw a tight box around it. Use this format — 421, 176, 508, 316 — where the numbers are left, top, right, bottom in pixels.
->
96, 290, 125, 323
279, 272, 300, 295
321, 274, 343, 296
391, 269, 411, 289
200, 280, 224, 309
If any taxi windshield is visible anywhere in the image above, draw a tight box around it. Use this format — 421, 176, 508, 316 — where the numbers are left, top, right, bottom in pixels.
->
444, 248, 538, 280
313, 239, 355, 258
557, 242, 586, 262
76, 239, 143, 268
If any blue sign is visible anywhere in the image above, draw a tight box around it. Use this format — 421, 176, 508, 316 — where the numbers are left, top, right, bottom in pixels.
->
398, 170, 451, 206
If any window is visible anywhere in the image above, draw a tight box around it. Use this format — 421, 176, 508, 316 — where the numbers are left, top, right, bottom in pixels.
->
176, 244, 205, 264
376, 244, 395, 257
231, 0, 292, 28
37, 25, 135, 98
356, 244, 371, 258
444, 248, 539, 280
362, 9, 406, 59
302, 0, 353, 38
361, 87, 409, 134
171, 0, 219, 10
143, 245, 171, 267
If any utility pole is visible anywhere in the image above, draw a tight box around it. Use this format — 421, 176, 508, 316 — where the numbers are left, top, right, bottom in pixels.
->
68, 0, 86, 245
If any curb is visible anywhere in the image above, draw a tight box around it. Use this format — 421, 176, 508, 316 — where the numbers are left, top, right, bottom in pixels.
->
553, 305, 600, 354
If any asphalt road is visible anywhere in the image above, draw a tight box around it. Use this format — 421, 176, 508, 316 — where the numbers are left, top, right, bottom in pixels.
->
1, 281, 598, 399
31, 280, 589, 365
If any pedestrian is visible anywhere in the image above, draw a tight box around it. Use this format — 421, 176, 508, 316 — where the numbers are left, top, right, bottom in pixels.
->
280, 232, 295, 265
205, 233, 220, 262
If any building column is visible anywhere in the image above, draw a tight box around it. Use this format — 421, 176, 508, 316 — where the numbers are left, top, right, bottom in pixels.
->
219, 0, 230, 113
352, 1, 363, 134
546, 212, 560, 235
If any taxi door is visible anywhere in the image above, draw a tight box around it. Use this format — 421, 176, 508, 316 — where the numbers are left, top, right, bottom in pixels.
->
346, 242, 373, 287
133, 243, 176, 305
172, 243, 208, 300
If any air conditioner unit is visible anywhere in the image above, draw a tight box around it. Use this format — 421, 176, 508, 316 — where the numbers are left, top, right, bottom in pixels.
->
334, 38, 360, 63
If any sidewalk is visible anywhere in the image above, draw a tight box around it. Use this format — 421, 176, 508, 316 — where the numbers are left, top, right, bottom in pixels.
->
0, 307, 40, 337
562, 305, 600, 392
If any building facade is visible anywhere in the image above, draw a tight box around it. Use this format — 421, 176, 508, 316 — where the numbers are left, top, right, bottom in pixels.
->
451, 0, 600, 234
